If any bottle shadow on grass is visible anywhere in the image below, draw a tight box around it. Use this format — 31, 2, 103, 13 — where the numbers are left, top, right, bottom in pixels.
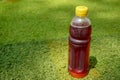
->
89, 56, 97, 70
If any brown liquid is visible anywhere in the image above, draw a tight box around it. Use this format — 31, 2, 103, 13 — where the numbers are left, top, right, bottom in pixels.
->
68, 25, 91, 78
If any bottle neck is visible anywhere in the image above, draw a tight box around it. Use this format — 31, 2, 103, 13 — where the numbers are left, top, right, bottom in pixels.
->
71, 16, 91, 27
76, 15, 87, 18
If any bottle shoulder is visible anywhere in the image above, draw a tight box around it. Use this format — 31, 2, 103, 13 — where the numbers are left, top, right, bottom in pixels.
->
71, 16, 91, 28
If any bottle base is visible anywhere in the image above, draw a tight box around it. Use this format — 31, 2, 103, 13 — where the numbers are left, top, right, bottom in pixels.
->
68, 70, 88, 78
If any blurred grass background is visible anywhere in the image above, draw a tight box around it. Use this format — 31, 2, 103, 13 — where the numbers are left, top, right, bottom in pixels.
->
0, 0, 120, 80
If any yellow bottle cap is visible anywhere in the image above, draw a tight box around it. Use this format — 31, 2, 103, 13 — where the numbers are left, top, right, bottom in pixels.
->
75, 6, 88, 17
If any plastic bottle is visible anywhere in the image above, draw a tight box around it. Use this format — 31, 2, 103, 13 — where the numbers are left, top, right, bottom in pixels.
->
68, 6, 92, 78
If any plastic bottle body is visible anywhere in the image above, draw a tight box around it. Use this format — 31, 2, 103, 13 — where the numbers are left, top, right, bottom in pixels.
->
68, 16, 91, 78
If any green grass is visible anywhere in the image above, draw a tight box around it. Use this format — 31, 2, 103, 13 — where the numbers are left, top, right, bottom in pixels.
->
0, 0, 120, 80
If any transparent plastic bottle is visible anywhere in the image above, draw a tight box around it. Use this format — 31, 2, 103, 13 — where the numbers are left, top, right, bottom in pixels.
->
68, 6, 92, 78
